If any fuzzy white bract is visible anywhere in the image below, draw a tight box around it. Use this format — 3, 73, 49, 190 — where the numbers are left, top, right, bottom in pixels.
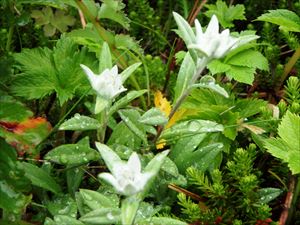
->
96, 143, 154, 196
173, 12, 259, 59
80, 64, 126, 100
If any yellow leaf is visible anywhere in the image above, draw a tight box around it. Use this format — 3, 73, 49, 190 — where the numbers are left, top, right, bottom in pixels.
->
156, 138, 166, 149
166, 108, 187, 129
154, 91, 171, 116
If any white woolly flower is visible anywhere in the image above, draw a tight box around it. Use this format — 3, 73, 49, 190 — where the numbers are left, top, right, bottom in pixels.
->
173, 12, 259, 59
96, 143, 154, 196
80, 64, 126, 100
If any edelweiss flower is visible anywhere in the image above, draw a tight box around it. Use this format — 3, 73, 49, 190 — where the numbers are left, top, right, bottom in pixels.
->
173, 12, 259, 59
80, 64, 126, 100
96, 143, 154, 196
189, 15, 239, 58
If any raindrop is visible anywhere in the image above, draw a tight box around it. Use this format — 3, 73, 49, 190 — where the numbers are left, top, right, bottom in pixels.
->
83, 157, 88, 162
60, 155, 68, 164
106, 212, 114, 220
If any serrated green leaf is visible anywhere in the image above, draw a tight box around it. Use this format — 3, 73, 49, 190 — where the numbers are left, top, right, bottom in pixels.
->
18, 0, 67, 8
256, 9, 300, 32
12, 37, 91, 105
20, 162, 61, 194
51, 9, 75, 33
265, 111, 300, 174
225, 49, 269, 71
59, 114, 101, 131
278, 111, 300, 151
174, 52, 196, 102
205, 0, 245, 28
114, 34, 143, 55
98, 0, 130, 29
288, 151, 300, 174
207, 59, 231, 75
139, 108, 168, 126
226, 65, 256, 85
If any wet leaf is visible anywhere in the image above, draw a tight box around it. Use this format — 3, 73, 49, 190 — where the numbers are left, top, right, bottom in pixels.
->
59, 114, 101, 131
45, 137, 99, 165
20, 162, 61, 194
79, 208, 121, 224
139, 108, 168, 126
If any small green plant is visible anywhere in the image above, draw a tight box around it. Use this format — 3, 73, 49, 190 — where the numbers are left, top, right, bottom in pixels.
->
177, 145, 281, 224
265, 111, 300, 174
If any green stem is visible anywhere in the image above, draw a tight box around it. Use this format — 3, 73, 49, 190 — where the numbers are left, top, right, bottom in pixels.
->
154, 58, 209, 142
168, 58, 209, 120
100, 107, 109, 143
279, 46, 300, 89
5, 25, 14, 52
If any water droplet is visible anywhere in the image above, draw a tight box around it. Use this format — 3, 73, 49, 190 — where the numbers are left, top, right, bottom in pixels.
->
106, 212, 114, 220
60, 155, 68, 164
83, 157, 88, 162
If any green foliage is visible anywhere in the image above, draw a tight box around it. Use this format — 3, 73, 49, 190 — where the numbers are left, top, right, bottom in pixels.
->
284, 76, 300, 113
0, 139, 31, 215
208, 46, 269, 84
1, 1, 300, 224
0, 92, 33, 122
20, 162, 61, 194
177, 145, 280, 224
256, 9, 300, 32
31, 7, 76, 36
45, 137, 99, 165
265, 111, 300, 174
98, 0, 130, 30
12, 37, 92, 105
205, 0, 246, 28
127, 0, 167, 52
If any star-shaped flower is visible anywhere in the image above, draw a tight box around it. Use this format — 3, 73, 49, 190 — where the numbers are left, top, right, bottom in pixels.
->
80, 64, 126, 100
173, 12, 259, 59
96, 143, 155, 196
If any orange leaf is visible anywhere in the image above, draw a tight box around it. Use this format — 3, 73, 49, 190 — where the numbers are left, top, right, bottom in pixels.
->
14, 117, 51, 134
